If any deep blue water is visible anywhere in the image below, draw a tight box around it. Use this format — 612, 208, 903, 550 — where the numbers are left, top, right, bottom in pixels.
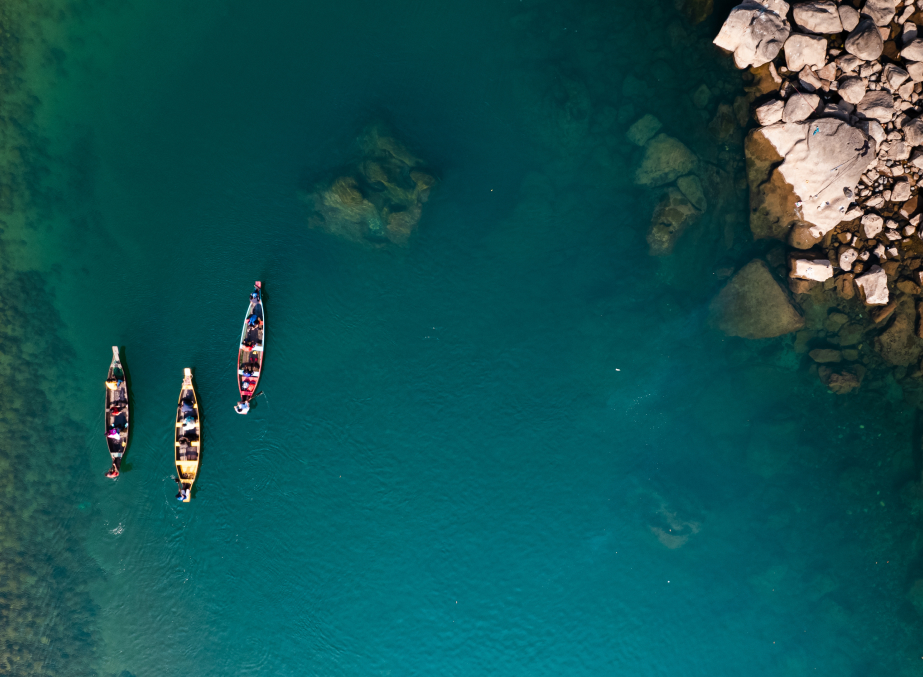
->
3, 0, 923, 675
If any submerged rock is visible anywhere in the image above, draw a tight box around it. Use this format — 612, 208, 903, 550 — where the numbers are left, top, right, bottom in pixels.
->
633, 133, 698, 186
790, 258, 833, 281
306, 125, 435, 246
875, 302, 922, 365
709, 259, 806, 338
627, 114, 663, 146
818, 365, 864, 393
648, 187, 702, 255
676, 0, 714, 24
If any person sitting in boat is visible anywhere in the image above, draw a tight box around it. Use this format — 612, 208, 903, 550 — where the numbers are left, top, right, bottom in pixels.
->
105, 378, 121, 391
250, 290, 260, 303
107, 427, 121, 440
173, 478, 189, 501
234, 400, 250, 414
110, 404, 121, 416
105, 463, 119, 479
247, 313, 260, 327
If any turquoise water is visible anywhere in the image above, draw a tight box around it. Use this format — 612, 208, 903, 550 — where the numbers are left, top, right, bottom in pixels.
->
5, 0, 923, 675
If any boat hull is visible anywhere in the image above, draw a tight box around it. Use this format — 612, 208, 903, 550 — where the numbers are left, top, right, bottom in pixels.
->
105, 346, 129, 476
175, 368, 200, 502
237, 281, 264, 412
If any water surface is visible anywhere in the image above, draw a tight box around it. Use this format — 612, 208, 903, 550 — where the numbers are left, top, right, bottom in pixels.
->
5, 1, 923, 675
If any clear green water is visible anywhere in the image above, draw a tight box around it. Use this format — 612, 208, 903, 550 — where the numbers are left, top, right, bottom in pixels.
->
5, 0, 923, 675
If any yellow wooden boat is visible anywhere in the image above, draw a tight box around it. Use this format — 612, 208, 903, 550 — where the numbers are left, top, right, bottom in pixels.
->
174, 368, 200, 502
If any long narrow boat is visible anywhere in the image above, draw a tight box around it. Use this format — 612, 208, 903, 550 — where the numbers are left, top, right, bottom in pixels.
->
174, 368, 200, 502
104, 346, 129, 478
235, 281, 264, 415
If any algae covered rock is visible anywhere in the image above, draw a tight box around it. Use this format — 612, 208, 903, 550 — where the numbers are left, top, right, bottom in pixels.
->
306, 125, 435, 246
634, 133, 698, 187
709, 259, 806, 338
648, 187, 702, 255
818, 365, 864, 393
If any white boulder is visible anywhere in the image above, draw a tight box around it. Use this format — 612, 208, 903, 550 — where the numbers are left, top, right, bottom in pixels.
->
791, 258, 834, 280
756, 98, 785, 125
715, 2, 792, 69
856, 265, 890, 305
846, 17, 885, 61
784, 34, 828, 71
793, 1, 843, 33
838, 248, 859, 272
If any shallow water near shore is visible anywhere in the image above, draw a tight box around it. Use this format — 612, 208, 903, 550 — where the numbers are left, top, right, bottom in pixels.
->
6, 0, 923, 675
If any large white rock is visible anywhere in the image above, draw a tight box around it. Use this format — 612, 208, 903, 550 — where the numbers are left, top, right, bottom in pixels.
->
783, 92, 821, 122
791, 258, 834, 280
855, 265, 890, 305
862, 0, 897, 26
758, 119, 877, 237
756, 98, 785, 125
862, 213, 884, 237
858, 119, 886, 145
784, 33, 828, 71
838, 4, 860, 31
857, 90, 894, 123
903, 116, 923, 145
903, 39, 923, 62
883, 64, 910, 90
837, 76, 867, 105
793, 1, 843, 33
715, 2, 792, 69
846, 17, 885, 60
838, 248, 859, 271
907, 61, 923, 83
892, 179, 913, 202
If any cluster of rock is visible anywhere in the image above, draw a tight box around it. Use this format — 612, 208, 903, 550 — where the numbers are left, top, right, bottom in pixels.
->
711, 0, 923, 394
626, 115, 710, 255
305, 125, 435, 247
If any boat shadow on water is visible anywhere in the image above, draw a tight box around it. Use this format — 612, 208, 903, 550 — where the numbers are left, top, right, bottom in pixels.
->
118, 345, 134, 474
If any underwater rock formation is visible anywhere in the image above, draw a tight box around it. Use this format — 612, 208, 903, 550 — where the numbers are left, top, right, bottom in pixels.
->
647, 187, 703, 255
306, 125, 435, 246
633, 133, 698, 186
875, 300, 922, 364
818, 364, 865, 393
710, 259, 806, 338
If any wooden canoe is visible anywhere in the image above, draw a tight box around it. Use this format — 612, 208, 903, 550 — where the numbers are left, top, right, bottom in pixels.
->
235, 281, 264, 414
104, 346, 129, 478
175, 368, 200, 502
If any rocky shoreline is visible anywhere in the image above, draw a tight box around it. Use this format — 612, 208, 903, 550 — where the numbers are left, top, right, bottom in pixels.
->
706, 0, 923, 397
